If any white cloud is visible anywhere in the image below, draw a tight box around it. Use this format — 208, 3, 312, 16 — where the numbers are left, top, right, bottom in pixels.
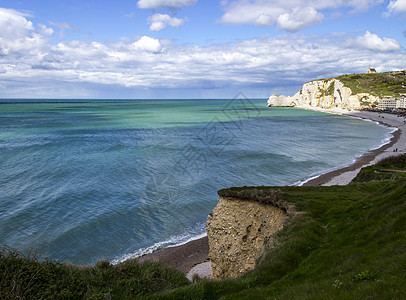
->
220, 0, 383, 30
38, 24, 54, 36
220, 1, 284, 26
137, 0, 197, 9
387, 0, 406, 14
0, 6, 404, 98
356, 31, 402, 52
148, 13, 188, 31
0, 8, 52, 55
131, 36, 162, 52
277, 7, 323, 32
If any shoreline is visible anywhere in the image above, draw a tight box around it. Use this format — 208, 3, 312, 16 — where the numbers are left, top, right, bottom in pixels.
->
137, 108, 406, 278
137, 236, 210, 274
303, 109, 405, 186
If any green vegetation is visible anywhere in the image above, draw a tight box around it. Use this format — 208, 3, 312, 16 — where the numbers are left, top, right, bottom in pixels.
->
0, 250, 189, 299
337, 72, 406, 97
353, 155, 406, 182
2, 156, 406, 299
325, 80, 335, 96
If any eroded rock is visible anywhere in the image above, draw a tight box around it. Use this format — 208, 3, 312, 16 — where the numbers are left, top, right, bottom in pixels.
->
268, 78, 379, 110
206, 196, 287, 279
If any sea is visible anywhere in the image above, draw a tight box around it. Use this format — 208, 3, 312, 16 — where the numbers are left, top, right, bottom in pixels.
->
0, 98, 394, 265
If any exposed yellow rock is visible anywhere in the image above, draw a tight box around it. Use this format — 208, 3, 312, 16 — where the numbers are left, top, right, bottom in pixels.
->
206, 196, 287, 279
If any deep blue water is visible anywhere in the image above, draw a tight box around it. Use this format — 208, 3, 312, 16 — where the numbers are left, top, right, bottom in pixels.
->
0, 98, 393, 264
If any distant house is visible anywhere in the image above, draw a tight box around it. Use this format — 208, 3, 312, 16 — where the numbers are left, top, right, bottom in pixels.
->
367, 66, 377, 74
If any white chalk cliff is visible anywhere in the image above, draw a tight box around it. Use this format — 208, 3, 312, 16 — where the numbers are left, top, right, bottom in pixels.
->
268, 78, 380, 110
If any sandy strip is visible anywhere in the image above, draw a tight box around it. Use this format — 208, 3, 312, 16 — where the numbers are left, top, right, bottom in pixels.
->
186, 261, 212, 281
137, 109, 406, 279
137, 236, 209, 274
303, 109, 406, 186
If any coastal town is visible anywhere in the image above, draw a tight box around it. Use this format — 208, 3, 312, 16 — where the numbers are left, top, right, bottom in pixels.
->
374, 69, 406, 110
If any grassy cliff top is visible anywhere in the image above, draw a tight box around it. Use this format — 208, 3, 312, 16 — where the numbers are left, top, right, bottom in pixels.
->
2, 156, 406, 299
336, 72, 406, 97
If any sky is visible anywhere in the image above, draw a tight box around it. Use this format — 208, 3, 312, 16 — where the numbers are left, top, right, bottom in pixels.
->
0, 0, 405, 99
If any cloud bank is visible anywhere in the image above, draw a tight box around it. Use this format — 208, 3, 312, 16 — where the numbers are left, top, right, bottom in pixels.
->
0, 7, 404, 98
220, 0, 384, 31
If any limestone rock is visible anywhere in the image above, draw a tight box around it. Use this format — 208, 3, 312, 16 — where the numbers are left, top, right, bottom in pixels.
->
267, 94, 298, 107
268, 78, 379, 110
206, 196, 287, 279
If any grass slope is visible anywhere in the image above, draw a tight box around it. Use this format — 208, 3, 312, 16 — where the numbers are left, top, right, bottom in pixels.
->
1, 156, 406, 299
337, 72, 406, 97
0, 251, 189, 299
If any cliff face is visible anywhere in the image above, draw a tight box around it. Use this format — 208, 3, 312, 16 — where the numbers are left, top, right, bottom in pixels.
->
268, 78, 380, 109
206, 196, 287, 279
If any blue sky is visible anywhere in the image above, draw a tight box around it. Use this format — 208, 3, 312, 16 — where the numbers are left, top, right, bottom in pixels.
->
0, 0, 405, 99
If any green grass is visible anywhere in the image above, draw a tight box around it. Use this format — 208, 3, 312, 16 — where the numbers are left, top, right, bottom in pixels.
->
353, 155, 406, 182
0, 249, 189, 299
337, 72, 406, 97
2, 157, 406, 299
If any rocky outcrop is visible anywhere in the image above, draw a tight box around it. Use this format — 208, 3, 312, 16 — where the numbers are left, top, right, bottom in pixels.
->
267, 94, 298, 107
206, 196, 287, 279
268, 78, 380, 110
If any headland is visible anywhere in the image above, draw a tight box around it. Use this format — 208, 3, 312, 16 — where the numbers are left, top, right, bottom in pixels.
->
140, 107, 406, 279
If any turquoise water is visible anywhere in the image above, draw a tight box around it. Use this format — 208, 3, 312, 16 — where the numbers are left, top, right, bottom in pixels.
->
0, 98, 393, 264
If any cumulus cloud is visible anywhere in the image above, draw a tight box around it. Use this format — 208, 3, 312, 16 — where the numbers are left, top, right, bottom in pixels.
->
220, 1, 284, 26
277, 7, 323, 32
137, 0, 197, 9
148, 13, 188, 31
220, 0, 383, 30
0, 6, 404, 98
131, 36, 162, 52
0, 8, 52, 54
387, 0, 406, 14
356, 31, 402, 52
38, 24, 54, 36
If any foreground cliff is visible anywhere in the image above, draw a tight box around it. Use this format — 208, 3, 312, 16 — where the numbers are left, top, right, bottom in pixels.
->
268, 72, 406, 110
206, 188, 298, 279
206, 195, 287, 279
3, 156, 406, 298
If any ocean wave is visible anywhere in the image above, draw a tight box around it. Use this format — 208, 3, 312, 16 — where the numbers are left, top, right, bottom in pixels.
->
111, 231, 207, 265
369, 126, 397, 150
295, 122, 396, 187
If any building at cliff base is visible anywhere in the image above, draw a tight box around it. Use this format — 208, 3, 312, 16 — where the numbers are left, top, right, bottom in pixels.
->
378, 97, 406, 110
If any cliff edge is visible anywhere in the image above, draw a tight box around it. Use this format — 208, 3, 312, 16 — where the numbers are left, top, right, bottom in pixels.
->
268, 78, 379, 110
206, 195, 287, 279
268, 72, 406, 110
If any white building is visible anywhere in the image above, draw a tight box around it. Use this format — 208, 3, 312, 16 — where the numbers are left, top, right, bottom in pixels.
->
397, 97, 406, 109
367, 66, 377, 74
378, 97, 406, 110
